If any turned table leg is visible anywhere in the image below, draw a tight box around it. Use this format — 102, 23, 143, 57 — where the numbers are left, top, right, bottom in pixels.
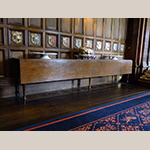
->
88, 77, 92, 91
23, 84, 26, 104
127, 74, 130, 83
77, 79, 81, 90
15, 84, 20, 99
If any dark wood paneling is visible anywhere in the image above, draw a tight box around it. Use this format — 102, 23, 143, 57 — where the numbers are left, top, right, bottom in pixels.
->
85, 18, 94, 36
74, 18, 83, 34
46, 33, 58, 48
0, 18, 3, 23
0, 28, 3, 45
74, 37, 83, 49
96, 18, 103, 37
29, 31, 42, 47
7, 18, 24, 26
8, 29, 25, 46
9, 49, 25, 59
120, 18, 127, 41
105, 18, 112, 38
0, 49, 4, 75
45, 18, 58, 31
61, 18, 72, 33
61, 35, 71, 49
113, 18, 119, 39
28, 18, 42, 28
61, 52, 71, 59
85, 38, 93, 48
0, 18, 129, 98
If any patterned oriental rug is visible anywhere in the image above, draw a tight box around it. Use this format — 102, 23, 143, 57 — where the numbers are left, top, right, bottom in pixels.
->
14, 92, 150, 131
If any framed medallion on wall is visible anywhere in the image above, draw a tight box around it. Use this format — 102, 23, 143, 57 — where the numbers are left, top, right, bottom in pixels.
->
105, 42, 111, 51
46, 34, 57, 48
29, 32, 42, 47
113, 43, 118, 52
61, 36, 71, 49
74, 38, 82, 49
9, 30, 24, 46
96, 41, 102, 50
120, 44, 125, 52
86, 39, 93, 48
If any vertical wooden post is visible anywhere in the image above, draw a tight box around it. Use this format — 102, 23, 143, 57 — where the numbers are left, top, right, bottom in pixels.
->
114, 75, 117, 83
127, 74, 130, 83
88, 77, 92, 91
23, 84, 26, 104
72, 80, 74, 89
77, 79, 81, 90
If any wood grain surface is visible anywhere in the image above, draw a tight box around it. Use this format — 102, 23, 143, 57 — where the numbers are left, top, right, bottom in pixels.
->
19, 59, 133, 84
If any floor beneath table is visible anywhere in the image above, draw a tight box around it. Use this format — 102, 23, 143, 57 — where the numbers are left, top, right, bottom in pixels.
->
0, 82, 149, 131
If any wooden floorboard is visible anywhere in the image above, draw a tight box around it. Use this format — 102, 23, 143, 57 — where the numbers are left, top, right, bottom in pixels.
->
0, 82, 149, 131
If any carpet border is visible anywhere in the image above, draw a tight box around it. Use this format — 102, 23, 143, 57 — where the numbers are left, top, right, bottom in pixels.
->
14, 92, 150, 131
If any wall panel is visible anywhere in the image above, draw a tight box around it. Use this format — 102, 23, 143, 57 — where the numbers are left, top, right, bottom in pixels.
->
85, 18, 94, 36
96, 18, 103, 37
105, 18, 112, 38
61, 18, 72, 33
28, 18, 42, 28
9, 49, 25, 59
74, 18, 83, 34
0, 18, 128, 98
0, 49, 4, 75
46, 18, 58, 31
7, 18, 24, 26
113, 18, 119, 39
0, 28, 3, 45
120, 18, 127, 41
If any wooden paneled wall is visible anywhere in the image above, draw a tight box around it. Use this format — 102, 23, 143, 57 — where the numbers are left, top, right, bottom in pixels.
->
0, 18, 128, 97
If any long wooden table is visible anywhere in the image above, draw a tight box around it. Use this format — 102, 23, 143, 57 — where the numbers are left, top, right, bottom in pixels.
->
11, 59, 133, 104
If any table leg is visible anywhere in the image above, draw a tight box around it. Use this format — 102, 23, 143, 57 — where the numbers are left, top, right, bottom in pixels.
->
23, 84, 26, 104
88, 77, 92, 91
77, 79, 81, 90
127, 74, 130, 83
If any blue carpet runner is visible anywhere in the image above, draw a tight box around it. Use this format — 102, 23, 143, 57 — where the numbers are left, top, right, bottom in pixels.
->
14, 92, 150, 131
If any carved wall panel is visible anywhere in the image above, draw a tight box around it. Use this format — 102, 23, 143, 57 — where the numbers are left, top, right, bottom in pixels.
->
85, 39, 93, 48
112, 43, 118, 52
46, 34, 58, 48
29, 32, 42, 47
113, 18, 119, 40
74, 18, 83, 34
61, 52, 71, 59
0, 49, 4, 75
61, 18, 72, 33
45, 18, 58, 31
0, 18, 128, 98
105, 42, 111, 51
28, 18, 42, 28
61, 36, 71, 49
9, 30, 24, 46
96, 40, 103, 50
105, 18, 112, 38
74, 37, 83, 49
85, 18, 94, 36
96, 18, 103, 37
120, 44, 125, 53
7, 18, 24, 26
0, 18, 3, 23
120, 18, 127, 41
9, 49, 25, 59
0, 28, 3, 45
